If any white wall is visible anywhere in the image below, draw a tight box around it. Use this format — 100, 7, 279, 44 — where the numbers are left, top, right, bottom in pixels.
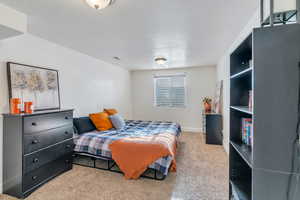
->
0, 4, 27, 40
0, 33, 132, 191
216, 9, 260, 154
0, 4, 27, 33
131, 66, 217, 132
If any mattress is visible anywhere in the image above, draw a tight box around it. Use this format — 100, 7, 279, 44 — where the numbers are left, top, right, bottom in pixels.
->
74, 120, 181, 175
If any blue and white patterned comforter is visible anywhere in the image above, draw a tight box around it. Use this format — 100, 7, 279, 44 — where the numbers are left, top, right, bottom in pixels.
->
74, 120, 181, 175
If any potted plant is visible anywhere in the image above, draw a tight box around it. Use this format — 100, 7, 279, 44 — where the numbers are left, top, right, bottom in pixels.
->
203, 97, 212, 113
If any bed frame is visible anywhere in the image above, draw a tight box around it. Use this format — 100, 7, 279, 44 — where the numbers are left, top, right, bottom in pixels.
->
72, 117, 174, 181
72, 152, 167, 181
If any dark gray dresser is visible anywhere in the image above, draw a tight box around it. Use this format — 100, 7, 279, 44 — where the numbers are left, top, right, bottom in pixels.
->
3, 109, 74, 198
203, 113, 223, 145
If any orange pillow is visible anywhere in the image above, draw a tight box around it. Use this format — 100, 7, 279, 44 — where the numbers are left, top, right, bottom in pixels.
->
104, 108, 118, 116
89, 112, 113, 131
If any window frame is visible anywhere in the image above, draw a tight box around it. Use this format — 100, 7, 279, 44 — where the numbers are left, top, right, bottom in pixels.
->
153, 73, 187, 109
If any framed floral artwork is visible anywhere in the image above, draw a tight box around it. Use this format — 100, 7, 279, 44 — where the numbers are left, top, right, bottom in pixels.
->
7, 62, 61, 111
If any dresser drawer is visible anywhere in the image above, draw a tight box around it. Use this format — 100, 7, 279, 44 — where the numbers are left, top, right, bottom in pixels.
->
24, 126, 73, 155
23, 154, 72, 194
24, 111, 73, 134
24, 139, 73, 174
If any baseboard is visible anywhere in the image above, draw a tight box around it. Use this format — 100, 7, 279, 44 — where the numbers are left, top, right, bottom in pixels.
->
182, 127, 202, 133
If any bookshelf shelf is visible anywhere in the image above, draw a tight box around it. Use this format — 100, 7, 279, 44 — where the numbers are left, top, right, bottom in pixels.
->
229, 32, 253, 200
230, 68, 252, 79
230, 106, 253, 115
230, 141, 252, 167
230, 180, 251, 200
229, 24, 300, 199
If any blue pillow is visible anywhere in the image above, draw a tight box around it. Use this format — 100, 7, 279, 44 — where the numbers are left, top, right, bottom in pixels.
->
109, 114, 126, 130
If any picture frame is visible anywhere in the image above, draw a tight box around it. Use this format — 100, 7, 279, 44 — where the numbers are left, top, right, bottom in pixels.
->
213, 80, 223, 114
7, 62, 61, 112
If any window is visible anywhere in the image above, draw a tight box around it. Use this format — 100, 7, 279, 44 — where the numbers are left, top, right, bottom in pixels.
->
154, 74, 186, 108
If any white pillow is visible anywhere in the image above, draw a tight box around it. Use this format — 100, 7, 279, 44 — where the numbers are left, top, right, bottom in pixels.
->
109, 114, 126, 130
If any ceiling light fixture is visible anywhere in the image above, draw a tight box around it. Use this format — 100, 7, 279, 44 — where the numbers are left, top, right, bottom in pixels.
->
85, 0, 113, 10
155, 57, 167, 65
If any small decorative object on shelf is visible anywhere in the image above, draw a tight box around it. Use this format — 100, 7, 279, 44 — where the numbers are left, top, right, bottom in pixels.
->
10, 98, 21, 114
241, 60, 250, 68
202, 97, 212, 113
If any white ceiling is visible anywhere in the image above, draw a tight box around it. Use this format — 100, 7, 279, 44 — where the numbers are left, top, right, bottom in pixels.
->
0, 0, 258, 70
0, 24, 22, 40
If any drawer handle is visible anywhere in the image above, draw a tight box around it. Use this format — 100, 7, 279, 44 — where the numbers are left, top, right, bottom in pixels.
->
65, 159, 70, 164
33, 158, 39, 163
32, 140, 39, 144
32, 176, 37, 180
32, 122, 37, 126
66, 144, 72, 149
65, 131, 69, 135
65, 116, 69, 120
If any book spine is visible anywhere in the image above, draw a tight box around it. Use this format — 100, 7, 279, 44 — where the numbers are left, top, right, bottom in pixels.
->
246, 120, 250, 146
241, 118, 253, 146
241, 118, 246, 144
246, 119, 253, 147
249, 90, 253, 110
250, 121, 253, 147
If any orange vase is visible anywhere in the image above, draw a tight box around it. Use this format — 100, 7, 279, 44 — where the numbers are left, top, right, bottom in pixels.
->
204, 102, 212, 113
10, 98, 21, 114
24, 102, 33, 114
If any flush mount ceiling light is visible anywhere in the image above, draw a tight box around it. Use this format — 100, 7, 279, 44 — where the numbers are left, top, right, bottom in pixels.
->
155, 57, 167, 65
85, 0, 113, 10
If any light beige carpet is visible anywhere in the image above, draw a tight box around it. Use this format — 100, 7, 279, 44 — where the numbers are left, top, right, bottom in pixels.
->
0, 132, 228, 200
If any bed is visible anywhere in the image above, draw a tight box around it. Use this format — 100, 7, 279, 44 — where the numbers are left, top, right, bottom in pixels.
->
73, 118, 181, 180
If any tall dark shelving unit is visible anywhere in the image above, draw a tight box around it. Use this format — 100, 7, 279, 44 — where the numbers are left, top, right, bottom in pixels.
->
229, 24, 300, 200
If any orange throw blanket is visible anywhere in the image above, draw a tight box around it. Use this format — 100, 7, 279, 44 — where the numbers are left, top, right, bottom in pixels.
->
109, 133, 177, 179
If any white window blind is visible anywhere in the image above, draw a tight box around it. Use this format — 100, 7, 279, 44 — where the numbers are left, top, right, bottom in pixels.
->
154, 74, 186, 108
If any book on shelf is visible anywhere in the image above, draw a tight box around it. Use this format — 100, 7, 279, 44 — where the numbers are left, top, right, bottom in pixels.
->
241, 118, 253, 147
249, 59, 253, 68
248, 90, 253, 110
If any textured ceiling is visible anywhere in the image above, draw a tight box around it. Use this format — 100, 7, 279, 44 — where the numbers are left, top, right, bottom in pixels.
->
0, 0, 258, 70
